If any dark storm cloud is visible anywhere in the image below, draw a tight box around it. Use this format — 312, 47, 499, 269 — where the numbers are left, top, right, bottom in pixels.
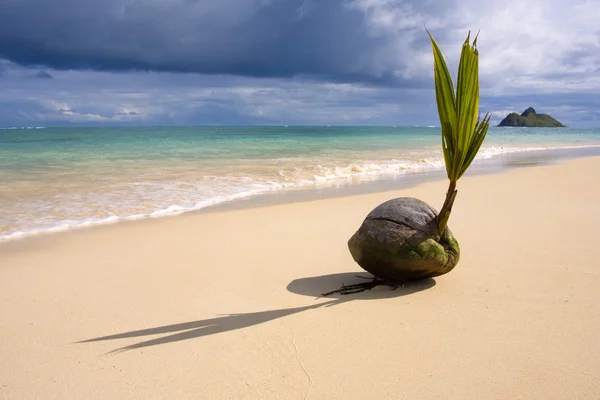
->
0, 0, 437, 85
1, 0, 600, 127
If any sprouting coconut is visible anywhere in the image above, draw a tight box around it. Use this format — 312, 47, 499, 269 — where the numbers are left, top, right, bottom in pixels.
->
324, 31, 490, 296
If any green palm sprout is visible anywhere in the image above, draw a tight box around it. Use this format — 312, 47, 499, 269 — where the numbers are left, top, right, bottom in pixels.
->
328, 31, 491, 294
428, 31, 491, 236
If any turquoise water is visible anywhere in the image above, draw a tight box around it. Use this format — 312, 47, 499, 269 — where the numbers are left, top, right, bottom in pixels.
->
1, 126, 600, 241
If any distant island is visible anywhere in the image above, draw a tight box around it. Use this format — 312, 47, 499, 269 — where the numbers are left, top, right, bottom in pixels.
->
497, 107, 565, 127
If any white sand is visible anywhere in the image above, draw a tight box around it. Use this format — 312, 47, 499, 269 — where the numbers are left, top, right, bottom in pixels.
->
1, 157, 599, 399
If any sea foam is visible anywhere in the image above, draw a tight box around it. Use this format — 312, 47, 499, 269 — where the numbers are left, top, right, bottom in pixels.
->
2, 125, 600, 242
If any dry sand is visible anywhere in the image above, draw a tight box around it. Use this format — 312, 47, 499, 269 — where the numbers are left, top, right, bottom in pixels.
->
1, 157, 599, 400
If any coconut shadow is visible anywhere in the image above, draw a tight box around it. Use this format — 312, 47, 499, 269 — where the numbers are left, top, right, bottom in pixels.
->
78, 273, 434, 354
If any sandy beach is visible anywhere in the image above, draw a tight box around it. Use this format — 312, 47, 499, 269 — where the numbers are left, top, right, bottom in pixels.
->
1, 156, 599, 400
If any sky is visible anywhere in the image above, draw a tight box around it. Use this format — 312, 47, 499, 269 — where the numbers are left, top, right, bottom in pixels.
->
1, 0, 599, 127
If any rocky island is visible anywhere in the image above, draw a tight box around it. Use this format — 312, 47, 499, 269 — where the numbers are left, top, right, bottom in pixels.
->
497, 107, 565, 127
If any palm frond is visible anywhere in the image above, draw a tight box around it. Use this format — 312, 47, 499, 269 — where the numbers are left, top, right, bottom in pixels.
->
428, 30, 489, 235
428, 31, 489, 182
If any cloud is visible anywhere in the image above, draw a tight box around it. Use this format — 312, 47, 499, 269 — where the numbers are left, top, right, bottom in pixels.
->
0, 0, 599, 126
0, 64, 439, 126
1, 63, 596, 128
35, 70, 53, 79
0, 0, 415, 85
2, 0, 598, 92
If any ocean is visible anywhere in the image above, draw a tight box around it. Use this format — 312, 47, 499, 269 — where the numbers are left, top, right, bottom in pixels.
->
2, 126, 600, 241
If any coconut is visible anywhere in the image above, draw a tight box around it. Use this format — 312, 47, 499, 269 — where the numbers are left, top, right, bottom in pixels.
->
347, 197, 460, 282
322, 31, 489, 296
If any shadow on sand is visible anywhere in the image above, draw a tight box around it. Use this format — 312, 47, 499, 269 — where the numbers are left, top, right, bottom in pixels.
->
79, 273, 435, 354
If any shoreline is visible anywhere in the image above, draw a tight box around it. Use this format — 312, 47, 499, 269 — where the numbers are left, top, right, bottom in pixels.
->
2, 144, 600, 246
197, 144, 600, 213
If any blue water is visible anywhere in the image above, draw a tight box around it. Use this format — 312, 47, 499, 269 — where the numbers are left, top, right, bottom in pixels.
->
1, 126, 599, 241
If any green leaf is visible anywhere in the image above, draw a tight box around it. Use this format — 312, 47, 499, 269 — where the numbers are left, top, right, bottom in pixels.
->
428, 30, 489, 182
459, 113, 490, 178
427, 29, 457, 180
